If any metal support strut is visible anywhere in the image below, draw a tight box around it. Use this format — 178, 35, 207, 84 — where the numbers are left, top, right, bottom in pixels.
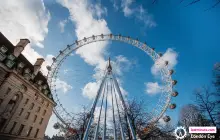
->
112, 74, 137, 140
83, 76, 107, 140
83, 58, 137, 140
94, 82, 106, 140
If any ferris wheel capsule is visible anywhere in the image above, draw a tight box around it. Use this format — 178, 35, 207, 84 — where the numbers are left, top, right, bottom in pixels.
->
169, 103, 176, 109
172, 80, 177, 85
101, 34, 104, 38
163, 116, 171, 122
46, 66, 51, 71
165, 61, 169, 66
169, 69, 174, 75
52, 57, 56, 62
53, 122, 60, 129
109, 34, 113, 38
67, 45, 71, 49
159, 53, 163, 57
172, 91, 178, 97
84, 37, 87, 42
75, 40, 78, 45
59, 50, 63, 55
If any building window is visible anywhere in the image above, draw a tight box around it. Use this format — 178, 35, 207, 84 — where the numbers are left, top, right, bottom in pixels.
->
0, 51, 6, 61
46, 102, 49, 108
0, 118, 7, 130
43, 110, 46, 116
33, 115, 37, 123
17, 124, 25, 136
29, 103, 34, 110
27, 126, 33, 137
37, 107, 41, 113
5, 95, 19, 113
19, 108, 24, 116
0, 45, 8, 53
5, 59, 15, 68
34, 94, 38, 100
9, 122, 17, 134
0, 99, 3, 106
41, 98, 44, 104
39, 118, 43, 124
24, 99, 29, 105
5, 88, 11, 95
25, 112, 30, 120
34, 128, 39, 138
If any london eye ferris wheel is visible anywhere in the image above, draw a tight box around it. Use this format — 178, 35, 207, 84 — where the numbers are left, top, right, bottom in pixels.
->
46, 34, 178, 139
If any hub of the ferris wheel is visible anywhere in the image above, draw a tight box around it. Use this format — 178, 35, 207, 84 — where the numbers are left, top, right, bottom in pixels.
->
107, 57, 112, 74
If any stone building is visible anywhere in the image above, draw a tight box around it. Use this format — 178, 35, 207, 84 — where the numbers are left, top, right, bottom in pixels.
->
0, 32, 56, 140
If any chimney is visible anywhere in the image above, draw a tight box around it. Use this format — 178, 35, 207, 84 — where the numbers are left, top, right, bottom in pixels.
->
34, 58, 45, 75
14, 39, 30, 57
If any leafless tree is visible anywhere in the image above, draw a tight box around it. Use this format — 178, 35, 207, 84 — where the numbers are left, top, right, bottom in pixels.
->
69, 106, 93, 140
178, 104, 212, 140
213, 62, 220, 95
140, 123, 175, 140
212, 63, 220, 127
153, 0, 220, 10
179, 104, 211, 128
117, 98, 175, 139
194, 87, 218, 127
119, 98, 148, 139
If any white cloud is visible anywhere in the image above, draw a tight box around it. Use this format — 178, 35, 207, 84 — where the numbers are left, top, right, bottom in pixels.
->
113, 55, 133, 76
56, 0, 111, 99
64, 69, 70, 74
111, 0, 156, 28
136, 5, 157, 28
57, 0, 110, 68
121, 0, 134, 17
145, 48, 178, 95
55, 79, 73, 93
59, 19, 68, 33
90, 2, 107, 19
45, 114, 59, 138
151, 48, 178, 76
41, 54, 54, 75
82, 57, 130, 100
93, 106, 113, 127
82, 81, 101, 99
110, 0, 119, 10
0, 0, 50, 49
0, 0, 72, 95
145, 82, 161, 95
56, 3, 131, 131
0, 0, 51, 66
41, 55, 73, 94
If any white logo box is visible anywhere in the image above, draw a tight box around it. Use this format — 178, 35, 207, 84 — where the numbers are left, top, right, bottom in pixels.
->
189, 126, 217, 133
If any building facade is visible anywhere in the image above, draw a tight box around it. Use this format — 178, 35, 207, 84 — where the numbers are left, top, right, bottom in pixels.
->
0, 32, 56, 140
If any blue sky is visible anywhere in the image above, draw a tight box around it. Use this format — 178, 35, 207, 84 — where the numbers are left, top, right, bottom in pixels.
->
0, 0, 220, 137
